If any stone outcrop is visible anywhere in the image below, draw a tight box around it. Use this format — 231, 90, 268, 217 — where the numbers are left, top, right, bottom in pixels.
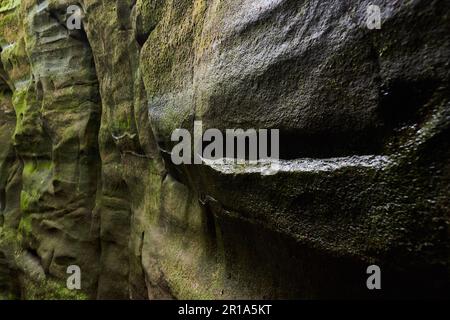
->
0, 0, 449, 299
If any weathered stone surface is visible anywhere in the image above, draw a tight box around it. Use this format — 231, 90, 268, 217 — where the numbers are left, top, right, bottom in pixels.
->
139, 0, 450, 298
0, 0, 449, 299
1, 0, 100, 297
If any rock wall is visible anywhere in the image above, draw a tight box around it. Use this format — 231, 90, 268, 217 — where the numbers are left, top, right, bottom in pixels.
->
0, 0, 449, 299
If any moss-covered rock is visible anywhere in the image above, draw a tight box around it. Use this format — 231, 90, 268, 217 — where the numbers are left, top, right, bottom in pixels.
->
0, 0, 449, 300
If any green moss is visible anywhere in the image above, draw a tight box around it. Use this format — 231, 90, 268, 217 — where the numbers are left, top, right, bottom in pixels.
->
0, 0, 19, 13
22, 159, 52, 176
24, 278, 89, 300
1, 227, 89, 300
159, 235, 225, 300
0, 226, 18, 246
17, 214, 32, 237
0, 292, 17, 300
20, 159, 52, 212
112, 116, 132, 133
0, 10, 18, 47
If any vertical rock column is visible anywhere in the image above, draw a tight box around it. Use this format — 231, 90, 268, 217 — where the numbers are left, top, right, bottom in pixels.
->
1, 0, 102, 297
81, 0, 164, 299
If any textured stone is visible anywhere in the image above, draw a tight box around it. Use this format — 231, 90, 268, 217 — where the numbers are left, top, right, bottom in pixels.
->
0, 0, 449, 299
139, 0, 450, 298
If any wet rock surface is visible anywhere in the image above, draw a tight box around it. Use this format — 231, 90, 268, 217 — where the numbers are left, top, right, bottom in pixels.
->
0, 0, 449, 299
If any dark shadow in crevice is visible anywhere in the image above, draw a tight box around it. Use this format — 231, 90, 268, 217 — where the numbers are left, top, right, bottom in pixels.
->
379, 79, 439, 129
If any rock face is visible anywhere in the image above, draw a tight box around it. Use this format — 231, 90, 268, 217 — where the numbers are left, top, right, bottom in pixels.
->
0, 0, 449, 299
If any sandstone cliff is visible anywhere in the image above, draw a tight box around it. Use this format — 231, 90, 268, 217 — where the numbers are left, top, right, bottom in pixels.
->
0, 0, 449, 299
